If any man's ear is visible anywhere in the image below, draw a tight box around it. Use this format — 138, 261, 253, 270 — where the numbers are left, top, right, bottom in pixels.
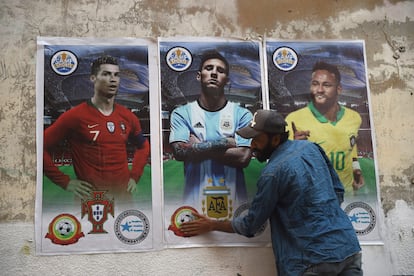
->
196, 71, 201, 81
271, 134, 281, 147
337, 84, 342, 95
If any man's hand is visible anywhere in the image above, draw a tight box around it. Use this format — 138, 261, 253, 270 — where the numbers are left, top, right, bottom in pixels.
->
66, 179, 93, 198
292, 122, 310, 140
180, 212, 214, 237
180, 212, 234, 236
352, 169, 364, 190
127, 178, 137, 193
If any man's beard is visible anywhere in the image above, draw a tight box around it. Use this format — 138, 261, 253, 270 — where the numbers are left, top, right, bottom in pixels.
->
254, 141, 275, 163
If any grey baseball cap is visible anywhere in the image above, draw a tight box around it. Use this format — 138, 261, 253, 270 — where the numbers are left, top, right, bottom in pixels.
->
237, 109, 287, 139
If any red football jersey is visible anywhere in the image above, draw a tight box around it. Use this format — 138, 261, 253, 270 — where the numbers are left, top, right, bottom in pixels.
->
44, 100, 149, 193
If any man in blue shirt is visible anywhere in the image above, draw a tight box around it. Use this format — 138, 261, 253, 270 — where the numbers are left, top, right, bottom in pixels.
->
180, 109, 362, 275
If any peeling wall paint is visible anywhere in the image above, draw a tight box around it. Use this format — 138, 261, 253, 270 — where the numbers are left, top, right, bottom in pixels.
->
0, 0, 413, 274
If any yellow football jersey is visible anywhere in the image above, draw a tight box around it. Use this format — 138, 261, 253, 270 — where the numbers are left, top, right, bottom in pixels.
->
285, 102, 362, 195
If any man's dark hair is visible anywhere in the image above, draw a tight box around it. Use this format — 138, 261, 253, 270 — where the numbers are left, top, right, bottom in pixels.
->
91, 55, 119, 76
198, 50, 230, 75
280, 131, 289, 143
267, 131, 289, 146
312, 61, 341, 84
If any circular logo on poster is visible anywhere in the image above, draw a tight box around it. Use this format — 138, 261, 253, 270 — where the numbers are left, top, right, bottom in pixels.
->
344, 201, 376, 235
50, 50, 78, 76
272, 47, 298, 71
114, 210, 150, 244
234, 203, 268, 236
165, 47, 192, 72
45, 213, 84, 245
168, 206, 199, 237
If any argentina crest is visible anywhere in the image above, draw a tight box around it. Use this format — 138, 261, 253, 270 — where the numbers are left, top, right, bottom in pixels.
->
202, 186, 233, 219
220, 116, 233, 132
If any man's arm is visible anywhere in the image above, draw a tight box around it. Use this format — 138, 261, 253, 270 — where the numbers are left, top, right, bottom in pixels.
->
43, 112, 93, 198
352, 157, 364, 191
128, 130, 150, 193
43, 115, 72, 189
180, 212, 235, 237
351, 111, 364, 191
171, 135, 251, 168
43, 149, 93, 198
169, 104, 252, 167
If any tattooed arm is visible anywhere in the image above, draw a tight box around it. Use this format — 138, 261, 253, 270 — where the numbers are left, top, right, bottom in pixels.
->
171, 134, 251, 168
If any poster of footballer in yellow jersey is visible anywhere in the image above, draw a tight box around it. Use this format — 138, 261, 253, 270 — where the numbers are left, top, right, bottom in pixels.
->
265, 40, 381, 243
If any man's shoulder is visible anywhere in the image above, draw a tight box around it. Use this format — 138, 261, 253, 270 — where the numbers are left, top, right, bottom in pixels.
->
340, 106, 362, 126
52, 102, 89, 125
279, 140, 316, 156
343, 106, 361, 117
286, 106, 310, 119
62, 102, 89, 115
171, 102, 193, 113
264, 141, 304, 173
227, 101, 252, 114
114, 103, 137, 115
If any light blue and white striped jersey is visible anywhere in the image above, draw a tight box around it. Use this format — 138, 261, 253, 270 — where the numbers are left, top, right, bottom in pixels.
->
169, 101, 253, 208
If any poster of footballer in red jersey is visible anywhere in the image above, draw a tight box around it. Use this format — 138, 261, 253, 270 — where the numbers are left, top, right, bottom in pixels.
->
35, 37, 161, 254
265, 40, 382, 243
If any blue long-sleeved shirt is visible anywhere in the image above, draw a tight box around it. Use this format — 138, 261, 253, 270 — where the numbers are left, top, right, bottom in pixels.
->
232, 140, 361, 275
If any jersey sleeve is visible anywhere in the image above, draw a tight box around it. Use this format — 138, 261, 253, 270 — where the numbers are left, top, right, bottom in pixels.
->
43, 111, 77, 189
130, 138, 150, 182
128, 114, 150, 182
235, 107, 253, 147
350, 109, 362, 160
169, 105, 191, 144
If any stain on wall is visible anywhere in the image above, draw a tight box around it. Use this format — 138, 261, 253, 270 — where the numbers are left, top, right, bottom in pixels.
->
236, 0, 381, 29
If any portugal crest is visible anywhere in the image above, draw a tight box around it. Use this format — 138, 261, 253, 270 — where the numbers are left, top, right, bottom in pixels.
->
106, 121, 115, 133
81, 191, 114, 234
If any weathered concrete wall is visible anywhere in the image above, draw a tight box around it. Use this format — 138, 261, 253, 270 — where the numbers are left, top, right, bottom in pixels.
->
0, 0, 413, 275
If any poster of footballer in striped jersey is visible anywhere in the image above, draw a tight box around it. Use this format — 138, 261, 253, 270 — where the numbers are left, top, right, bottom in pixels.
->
159, 37, 271, 247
